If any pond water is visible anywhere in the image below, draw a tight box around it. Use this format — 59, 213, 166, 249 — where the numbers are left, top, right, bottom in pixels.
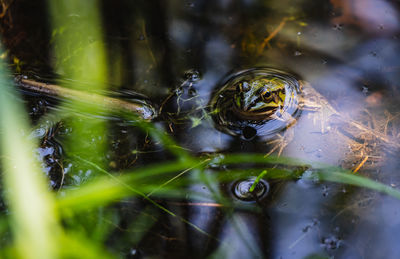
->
2, 0, 400, 258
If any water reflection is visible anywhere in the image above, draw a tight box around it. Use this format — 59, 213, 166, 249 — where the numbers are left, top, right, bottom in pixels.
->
5, 0, 400, 258
331, 0, 399, 34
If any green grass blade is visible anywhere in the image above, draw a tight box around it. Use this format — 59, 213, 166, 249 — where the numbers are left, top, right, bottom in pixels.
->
249, 170, 268, 192
57, 160, 196, 210
59, 157, 216, 239
58, 153, 400, 213
310, 170, 400, 200
0, 60, 62, 258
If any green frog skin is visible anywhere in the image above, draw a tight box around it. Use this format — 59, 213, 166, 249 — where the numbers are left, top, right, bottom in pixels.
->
232, 77, 286, 120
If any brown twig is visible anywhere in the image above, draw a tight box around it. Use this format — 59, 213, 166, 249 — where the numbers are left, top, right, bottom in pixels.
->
0, 0, 14, 19
352, 155, 369, 173
16, 78, 156, 120
302, 82, 400, 150
258, 17, 290, 55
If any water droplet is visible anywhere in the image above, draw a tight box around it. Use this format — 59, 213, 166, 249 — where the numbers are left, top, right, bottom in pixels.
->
362, 86, 369, 95
321, 236, 342, 250
297, 169, 320, 188
208, 154, 225, 168
232, 177, 269, 201
184, 69, 201, 82
322, 185, 329, 197
294, 51, 302, 56
128, 248, 141, 258
333, 24, 343, 31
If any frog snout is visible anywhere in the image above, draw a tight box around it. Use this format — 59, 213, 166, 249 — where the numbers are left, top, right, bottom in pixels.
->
242, 95, 259, 111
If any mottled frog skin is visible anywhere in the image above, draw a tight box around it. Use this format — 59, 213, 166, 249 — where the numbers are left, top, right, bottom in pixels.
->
233, 77, 287, 120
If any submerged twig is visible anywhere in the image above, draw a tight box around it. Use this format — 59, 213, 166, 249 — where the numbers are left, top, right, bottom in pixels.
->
0, 0, 14, 19
141, 20, 157, 67
16, 77, 156, 120
258, 16, 290, 55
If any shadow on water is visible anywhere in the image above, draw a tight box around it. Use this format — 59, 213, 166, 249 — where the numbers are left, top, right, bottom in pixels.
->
2, 0, 400, 258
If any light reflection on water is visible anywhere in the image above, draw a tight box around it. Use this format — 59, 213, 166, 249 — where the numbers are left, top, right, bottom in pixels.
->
161, 0, 400, 257
8, 0, 400, 258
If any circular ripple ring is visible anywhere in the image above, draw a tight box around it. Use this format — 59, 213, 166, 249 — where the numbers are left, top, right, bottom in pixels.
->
232, 177, 270, 201
210, 68, 302, 140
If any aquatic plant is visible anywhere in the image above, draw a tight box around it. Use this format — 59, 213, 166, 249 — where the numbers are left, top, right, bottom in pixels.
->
0, 0, 400, 258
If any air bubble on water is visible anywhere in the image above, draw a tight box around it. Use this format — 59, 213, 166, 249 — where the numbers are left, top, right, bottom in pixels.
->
85, 169, 92, 177
333, 24, 343, 31
184, 69, 201, 82
362, 86, 369, 95
208, 154, 225, 168
297, 168, 320, 188
322, 185, 329, 197
321, 236, 342, 250
294, 51, 302, 56
29, 127, 47, 139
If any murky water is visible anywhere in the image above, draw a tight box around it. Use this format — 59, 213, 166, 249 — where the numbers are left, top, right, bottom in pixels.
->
2, 0, 400, 258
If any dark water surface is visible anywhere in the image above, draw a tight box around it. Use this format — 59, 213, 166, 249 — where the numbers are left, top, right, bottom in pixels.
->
2, 0, 400, 258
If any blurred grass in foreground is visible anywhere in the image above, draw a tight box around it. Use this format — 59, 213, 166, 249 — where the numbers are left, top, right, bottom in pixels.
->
47, 0, 109, 170
0, 60, 61, 259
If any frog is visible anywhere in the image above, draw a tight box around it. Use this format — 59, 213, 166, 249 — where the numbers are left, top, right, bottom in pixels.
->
232, 77, 287, 121
210, 68, 301, 140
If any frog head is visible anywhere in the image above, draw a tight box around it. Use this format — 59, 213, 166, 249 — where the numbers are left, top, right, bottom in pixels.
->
234, 77, 286, 113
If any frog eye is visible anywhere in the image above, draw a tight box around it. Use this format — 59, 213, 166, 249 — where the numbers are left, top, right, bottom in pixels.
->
260, 90, 272, 101
258, 88, 269, 96
263, 91, 271, 98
